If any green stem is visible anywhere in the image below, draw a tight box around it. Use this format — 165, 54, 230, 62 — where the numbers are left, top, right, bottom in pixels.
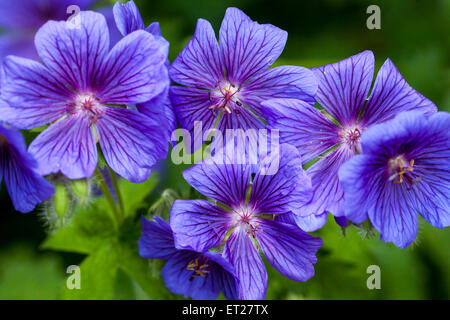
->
110, 168, 125, 218
95, 168, 120, 229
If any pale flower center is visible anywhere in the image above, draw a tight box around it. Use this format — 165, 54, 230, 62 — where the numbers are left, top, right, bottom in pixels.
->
68, 93, 105, 124
232, 203, 262, 238
388, 154, 417, 185
339, 126, 362, 153
209, 80, 242, 115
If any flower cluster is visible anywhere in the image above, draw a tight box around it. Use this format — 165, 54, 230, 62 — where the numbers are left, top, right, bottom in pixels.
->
0, 0, 448, 300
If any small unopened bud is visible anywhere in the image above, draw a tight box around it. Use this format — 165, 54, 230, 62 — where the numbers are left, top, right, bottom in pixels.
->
70, 179, 91, 207
40, 181, 73, 230
54, 184, 70, 218
148, 189, 179, 220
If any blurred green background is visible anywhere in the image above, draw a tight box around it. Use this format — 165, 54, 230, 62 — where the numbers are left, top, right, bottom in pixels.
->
0, 0, 449, 300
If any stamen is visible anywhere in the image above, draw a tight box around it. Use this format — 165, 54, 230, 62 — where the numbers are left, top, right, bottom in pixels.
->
339, 126, 362, 153
69, 93, 105, 124
389, 155, 417, 186
209, 80, 242, 115
186, 258, 210, 280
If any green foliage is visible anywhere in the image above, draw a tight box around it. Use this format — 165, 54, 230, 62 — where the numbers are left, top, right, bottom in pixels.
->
40, 173, 173, 300
0, 245, 65, 300
265, 215, 450, 299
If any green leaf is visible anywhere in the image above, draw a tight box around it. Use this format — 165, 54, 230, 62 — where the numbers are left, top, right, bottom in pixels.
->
120, 173, 159, 217
115, 216, 175, 299
0, 245, 65, 300
60, 243, 119, 300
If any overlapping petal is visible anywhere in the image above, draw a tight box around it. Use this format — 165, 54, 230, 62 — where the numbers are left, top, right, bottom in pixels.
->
183, 153, 253, 208
0, 125, 54, 213
35, 11, 110, 92
170, 199, 232, 252
300, 146, 353, 217
256, 219, 322, 281
170, 19, 222, 89
138, 216, 179, 260
219, 7, 287, 84
250, 144, 312, 215
203, 251, 239, 300
97, 30, 169, 104
276, 211, 329, 233
96, 107, 168, 183
261, 98, 340, 164
113, 0, 145, 36
361, 58, 437, 127
28, 114, 97, 180
312, 50, 374, 126
223, 227, 267, 300
170, 86, 217, 145
137, 87, 176, 140
242, 66, 318, 109
1, 56, 71, 128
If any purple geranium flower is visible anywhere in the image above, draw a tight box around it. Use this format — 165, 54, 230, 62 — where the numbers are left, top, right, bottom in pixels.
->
0, 118, 54, 213
262, 51, 437, 230
169, 144, 322, 299
1, 11, 170, 183
169, 7, 317, 151
0, 0, 120, 59
139, 216, 238, 300
339, 111, 450, 248
113, 0, 176, 140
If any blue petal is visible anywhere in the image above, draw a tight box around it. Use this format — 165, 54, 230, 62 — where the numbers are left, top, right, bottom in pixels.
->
361, 58, 437, 127
256, 218, 322, 281
170, 199, 232, 252
261, 98, 340, 164
96, 107, 168, 183
250, 143, 313, 215
223, 227, 267, 300
138, 216, 178, 260
312, 50, 374, 127
219, 7, 287, 84
0, 124, 54, 213
28, 114, 97, 180
170, 18, 222, 89
276, 211, 328, 232
162, 251, 237, 300
113, 0, 145, 36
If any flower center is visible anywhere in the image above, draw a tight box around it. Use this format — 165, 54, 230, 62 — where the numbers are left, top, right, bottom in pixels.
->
388, 155, 418, 185
232, 203, 262, 239
339, 126, 362, 153
68, 93, 105, 124
186, 257, 210, 280
209, 80, 242, 115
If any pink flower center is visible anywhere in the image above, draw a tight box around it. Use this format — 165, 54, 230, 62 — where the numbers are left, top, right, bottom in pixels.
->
339, 126, 362, 153
232, 202, 262, 239
209, 80, 242, 115
68, 93, 105, 124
